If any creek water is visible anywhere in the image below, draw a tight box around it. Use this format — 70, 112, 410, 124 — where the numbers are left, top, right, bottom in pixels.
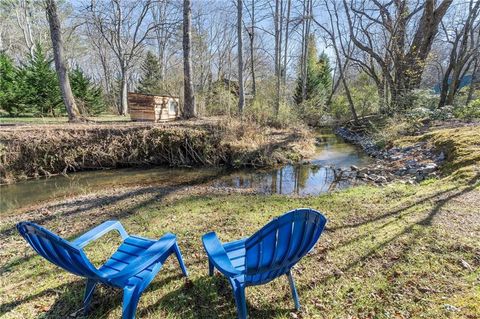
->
0, 129, 371, 213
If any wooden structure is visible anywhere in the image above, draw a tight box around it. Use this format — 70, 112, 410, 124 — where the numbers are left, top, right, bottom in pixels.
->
128, 92, 180, 122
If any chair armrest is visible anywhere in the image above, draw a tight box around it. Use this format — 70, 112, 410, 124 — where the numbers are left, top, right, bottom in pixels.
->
72, 220, 128, 248
202, 232, 241, 277
108, 233, 177, 283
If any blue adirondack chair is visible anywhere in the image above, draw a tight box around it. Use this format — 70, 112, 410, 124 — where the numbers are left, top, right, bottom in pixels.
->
202, 208, 327, 319
17, 220, 188, 319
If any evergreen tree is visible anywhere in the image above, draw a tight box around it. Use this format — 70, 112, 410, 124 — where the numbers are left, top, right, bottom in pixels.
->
70, 67, 106, 115
0, 53, 24, 116
21, 44, 63, 116
318, 51, 333, 97
137, 51, 163, 94
294, 35, 332, 105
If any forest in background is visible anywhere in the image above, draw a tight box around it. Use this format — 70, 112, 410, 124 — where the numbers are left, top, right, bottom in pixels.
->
0, 0, 479, 126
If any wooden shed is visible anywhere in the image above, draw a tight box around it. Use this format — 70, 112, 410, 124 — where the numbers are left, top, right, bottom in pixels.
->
128, 92, 180, 122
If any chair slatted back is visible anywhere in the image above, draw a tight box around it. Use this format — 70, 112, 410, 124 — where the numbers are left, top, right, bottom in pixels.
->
244, 208, 327, 285
17, 222, 99, 278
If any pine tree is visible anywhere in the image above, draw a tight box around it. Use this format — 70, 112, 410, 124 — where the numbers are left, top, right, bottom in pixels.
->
21, 43, 63, 116
70, 67, 106, 115
0, 53, 24, 116
137, 51, 163, 94
317, 51, 332, 97
294, 35, 332, 105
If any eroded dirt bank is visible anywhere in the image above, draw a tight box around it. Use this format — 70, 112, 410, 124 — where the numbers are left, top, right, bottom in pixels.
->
0, 118, 315, 184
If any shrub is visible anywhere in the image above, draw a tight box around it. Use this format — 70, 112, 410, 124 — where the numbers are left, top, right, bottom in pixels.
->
203, 86, 238, 116
403, 89, 439, 111
454, 99, 480, 120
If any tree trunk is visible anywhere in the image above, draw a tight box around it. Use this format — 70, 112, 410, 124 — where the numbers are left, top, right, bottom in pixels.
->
183, 0, 196, 118
250, 0, 256, 97
274, 0, 281, 115
283, 0, 291, 86
237, 0, 245, 114
45, 0, 81, 122
120, 65, 128, 115
467, 58, 478, 104
301, 0, 311, 102
342, 75, 358, 125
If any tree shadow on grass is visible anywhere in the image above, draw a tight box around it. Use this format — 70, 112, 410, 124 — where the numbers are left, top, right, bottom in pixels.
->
140, 275, 293, 319
301, 173, 480, 290
0, 170, 228, 275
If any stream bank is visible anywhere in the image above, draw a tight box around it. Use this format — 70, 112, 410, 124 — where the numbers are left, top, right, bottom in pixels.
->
334, 123, 461, 185
0, 118, 315, 184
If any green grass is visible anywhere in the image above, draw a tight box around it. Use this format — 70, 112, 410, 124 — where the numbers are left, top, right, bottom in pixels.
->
0, 114, 130, 124
0, 125, 479, 319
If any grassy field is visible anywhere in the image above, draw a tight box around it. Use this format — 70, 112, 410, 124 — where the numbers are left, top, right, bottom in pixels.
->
0, 125, 478, 319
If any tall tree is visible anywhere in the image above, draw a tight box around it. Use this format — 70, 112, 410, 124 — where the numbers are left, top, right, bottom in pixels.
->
87, 0, 157, 115
45, 0, 81, 122
237, 0, 245, 114
246, 0, 256, 97
299, 0, 313, 104
183, 0, 196, 118
343, 0, 453, 110
438, 0, 480, 108
274, 0, 282, 115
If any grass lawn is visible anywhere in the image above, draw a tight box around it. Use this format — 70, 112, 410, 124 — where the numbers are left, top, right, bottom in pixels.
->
0, 126, 479, 319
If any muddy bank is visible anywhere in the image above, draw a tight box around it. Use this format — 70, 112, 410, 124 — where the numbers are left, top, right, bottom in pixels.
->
0, 119, 315, 184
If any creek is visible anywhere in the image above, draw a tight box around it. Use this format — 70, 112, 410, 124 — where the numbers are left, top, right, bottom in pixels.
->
0, 129, 371, 213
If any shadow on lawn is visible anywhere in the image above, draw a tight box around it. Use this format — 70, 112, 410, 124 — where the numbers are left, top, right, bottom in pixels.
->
302, 173, 480, 290
0, 170, 227, 275
141, 275, 292, 319
2, 171, 478, 318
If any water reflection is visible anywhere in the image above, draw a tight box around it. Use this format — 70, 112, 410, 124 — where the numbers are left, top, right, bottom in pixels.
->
0, 129, 371, 212
213, 129, 370, 195
213, 165, 355, 195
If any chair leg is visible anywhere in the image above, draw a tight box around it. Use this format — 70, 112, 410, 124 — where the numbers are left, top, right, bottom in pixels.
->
231, 280, 247, 319
287, 270, 301, 311
122, 286, 141, 319
208, 258, 214, 276
173, 242, 188, 277
83, 279, 97, 315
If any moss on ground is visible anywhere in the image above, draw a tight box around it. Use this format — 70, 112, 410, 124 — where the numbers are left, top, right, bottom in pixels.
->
0, 125, 478, 319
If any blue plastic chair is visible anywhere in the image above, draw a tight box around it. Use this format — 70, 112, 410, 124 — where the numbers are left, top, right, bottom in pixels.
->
17, 220, 188, 319
202, 208, 327, 319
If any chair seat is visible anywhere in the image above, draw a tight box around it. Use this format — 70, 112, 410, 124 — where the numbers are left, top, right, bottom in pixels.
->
99, 234, 175, 286
223, 238, 247, 274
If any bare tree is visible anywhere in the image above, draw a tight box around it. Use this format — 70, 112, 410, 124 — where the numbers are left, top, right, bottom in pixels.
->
237, 0, 245, 114
87, 0, 157, 115
183, 0, 196, 118
438, 0, 480, 107
299, 0, 312, 104
314, 0, 359, 124
343, 0, 453, 111
15, 0, 36, 56
45, 0, 82, 122
246, 0, 256, 97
